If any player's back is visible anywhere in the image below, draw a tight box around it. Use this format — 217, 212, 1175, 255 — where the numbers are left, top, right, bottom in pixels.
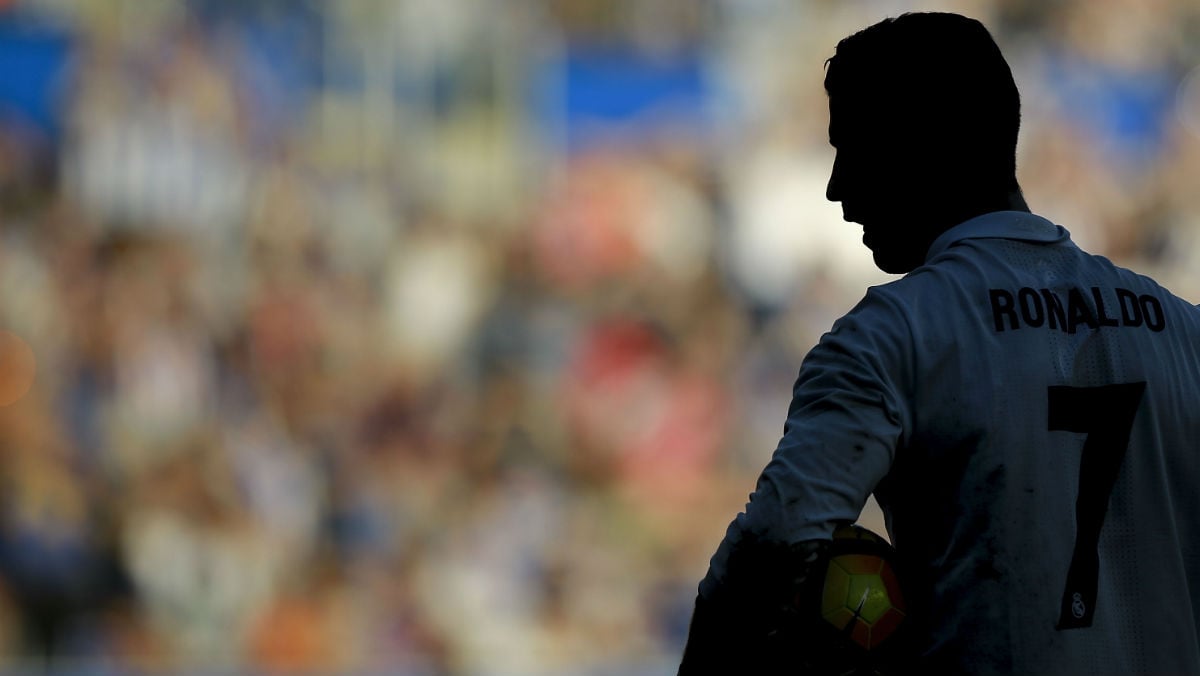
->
871, 212, 1200, 674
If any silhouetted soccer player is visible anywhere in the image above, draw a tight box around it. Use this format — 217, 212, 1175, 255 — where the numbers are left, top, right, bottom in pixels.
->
679, 12, 1200, 675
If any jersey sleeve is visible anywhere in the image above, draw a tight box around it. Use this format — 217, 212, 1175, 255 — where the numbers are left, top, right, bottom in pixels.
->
699, 286, 913, 600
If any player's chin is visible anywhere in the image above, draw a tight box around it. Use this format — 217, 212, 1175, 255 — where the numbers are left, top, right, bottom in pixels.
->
869, 245, 922, 275
861, 223, 922, 273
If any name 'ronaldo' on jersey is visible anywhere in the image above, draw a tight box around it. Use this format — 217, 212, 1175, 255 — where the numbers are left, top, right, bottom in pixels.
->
988, 286, 1166, 334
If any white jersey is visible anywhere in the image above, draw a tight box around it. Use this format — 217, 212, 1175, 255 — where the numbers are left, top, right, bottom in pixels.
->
701, 211, 1200, 674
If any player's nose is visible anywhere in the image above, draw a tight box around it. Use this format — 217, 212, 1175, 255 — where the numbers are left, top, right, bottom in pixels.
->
826, 171, 841, 204
826, 154, 843, 204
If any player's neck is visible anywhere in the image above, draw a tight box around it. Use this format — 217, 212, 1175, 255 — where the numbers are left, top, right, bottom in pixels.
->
1003, 187, 1030, 213
941, 187, 1030, 230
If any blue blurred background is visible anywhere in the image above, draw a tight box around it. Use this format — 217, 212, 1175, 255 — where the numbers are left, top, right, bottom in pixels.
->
0, 0, 1198, 673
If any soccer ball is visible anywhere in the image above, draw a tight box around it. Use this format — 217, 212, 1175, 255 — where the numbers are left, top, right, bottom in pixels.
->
819, 523, 907, 652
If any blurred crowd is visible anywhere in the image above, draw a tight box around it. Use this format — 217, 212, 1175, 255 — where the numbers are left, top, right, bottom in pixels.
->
1, 0, 1198, 673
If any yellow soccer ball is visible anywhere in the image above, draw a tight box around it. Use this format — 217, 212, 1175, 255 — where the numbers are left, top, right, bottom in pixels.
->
820, 524, 908, 652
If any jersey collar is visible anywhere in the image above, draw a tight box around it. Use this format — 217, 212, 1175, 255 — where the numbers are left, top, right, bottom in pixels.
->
924, 211, 1072, 263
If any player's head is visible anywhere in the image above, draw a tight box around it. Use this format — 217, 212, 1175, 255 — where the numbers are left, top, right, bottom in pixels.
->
824, 12, 1022, 273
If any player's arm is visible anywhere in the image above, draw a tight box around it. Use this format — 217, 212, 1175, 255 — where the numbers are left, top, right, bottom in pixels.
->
678, 289, 912, 673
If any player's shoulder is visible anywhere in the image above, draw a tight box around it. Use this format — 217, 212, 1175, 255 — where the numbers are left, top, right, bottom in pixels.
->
855, 254, 971, 315
826, 259, 965, 337
1090, 252, 1200, 321
846, 237, 1049, 339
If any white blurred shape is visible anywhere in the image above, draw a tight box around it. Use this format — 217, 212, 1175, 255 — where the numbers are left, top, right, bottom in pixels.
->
726, 147, 893, 308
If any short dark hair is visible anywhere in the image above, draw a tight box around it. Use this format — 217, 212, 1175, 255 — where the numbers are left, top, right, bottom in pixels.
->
824, 12, 1021, 190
